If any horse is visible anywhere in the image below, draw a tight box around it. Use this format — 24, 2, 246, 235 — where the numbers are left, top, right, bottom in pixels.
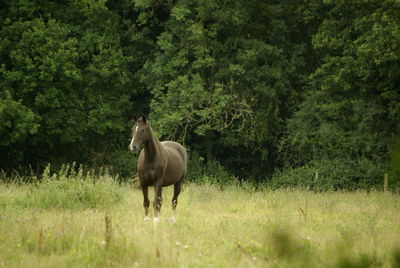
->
129, 115, 188, 223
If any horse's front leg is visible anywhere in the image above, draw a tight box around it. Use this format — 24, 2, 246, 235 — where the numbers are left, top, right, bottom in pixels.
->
153, 181, 163, 223
141, 184, 150, 221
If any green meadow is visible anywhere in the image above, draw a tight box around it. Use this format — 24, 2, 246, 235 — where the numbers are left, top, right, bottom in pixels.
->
0, 172, 399, 268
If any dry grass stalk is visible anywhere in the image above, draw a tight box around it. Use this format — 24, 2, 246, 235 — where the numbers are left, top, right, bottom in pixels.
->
36, 227, 44, 256
104, 212, 112, 250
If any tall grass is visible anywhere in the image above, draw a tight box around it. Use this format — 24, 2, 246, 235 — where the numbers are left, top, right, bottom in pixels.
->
0, 163, 125, 210
0, 175, 399, 267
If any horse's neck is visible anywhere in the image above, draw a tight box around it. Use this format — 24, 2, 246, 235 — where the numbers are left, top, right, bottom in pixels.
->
143, 127, 163, 161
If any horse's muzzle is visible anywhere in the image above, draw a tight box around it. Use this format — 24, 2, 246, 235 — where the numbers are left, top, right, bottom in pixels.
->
129, 144, 139, 153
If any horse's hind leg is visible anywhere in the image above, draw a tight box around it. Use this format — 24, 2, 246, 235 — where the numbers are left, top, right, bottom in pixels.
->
172, 181, 182, 212
170, 180, 182, 223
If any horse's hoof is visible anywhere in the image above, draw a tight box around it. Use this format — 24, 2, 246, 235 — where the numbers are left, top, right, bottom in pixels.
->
144, 216, 150, 222
153, 217, 160, 224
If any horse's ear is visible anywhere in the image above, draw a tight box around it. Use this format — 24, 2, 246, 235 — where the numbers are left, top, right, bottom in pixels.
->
132, 114, 138, 122
141, 115, 147, 124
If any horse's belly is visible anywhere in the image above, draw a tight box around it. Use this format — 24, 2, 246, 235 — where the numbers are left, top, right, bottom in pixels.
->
138, 162, 184, 187
137, 142, 187, 187
163, 163, 185, 186
163, 153, 186, 186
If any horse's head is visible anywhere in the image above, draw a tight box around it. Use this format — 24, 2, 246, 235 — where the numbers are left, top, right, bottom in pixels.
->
129, 115, 150, 153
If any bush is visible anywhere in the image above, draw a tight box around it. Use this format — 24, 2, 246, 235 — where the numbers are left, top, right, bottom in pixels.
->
186, 151, 236, 185
186, 151, 205, 181
388, 139, 400, 190
110, 149, 137, 182
205, 160, 236, 185
269, 158, 384, 191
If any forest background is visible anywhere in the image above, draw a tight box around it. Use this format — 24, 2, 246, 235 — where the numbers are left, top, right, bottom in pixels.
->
1, 0, 400, 190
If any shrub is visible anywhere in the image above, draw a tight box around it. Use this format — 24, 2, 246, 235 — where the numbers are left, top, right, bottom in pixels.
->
186, 151, 204, 182
269, 158, 384, 191
186, 151, 236, 185
110, 149, 137, 182
388, 139, 400, 190
205, 159, 236, 185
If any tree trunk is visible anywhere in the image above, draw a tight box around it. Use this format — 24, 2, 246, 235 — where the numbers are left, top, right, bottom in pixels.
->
205, 130, 215, 170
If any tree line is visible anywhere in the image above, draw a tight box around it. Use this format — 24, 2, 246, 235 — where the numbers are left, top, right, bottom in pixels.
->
1, 0, 399, 188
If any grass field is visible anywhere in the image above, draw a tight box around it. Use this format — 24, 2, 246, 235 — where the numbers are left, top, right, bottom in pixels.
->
0, 173, 399, 267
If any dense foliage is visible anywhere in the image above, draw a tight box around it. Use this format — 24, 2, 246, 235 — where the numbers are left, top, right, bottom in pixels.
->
1, 0, 399, 189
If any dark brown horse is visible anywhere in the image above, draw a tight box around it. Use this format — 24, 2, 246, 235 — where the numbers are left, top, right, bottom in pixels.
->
129, 115, 187, 223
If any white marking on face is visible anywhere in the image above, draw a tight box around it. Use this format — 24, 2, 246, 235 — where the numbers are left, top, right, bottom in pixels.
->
129, 126, 139, 151
129, 136, 135, 151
